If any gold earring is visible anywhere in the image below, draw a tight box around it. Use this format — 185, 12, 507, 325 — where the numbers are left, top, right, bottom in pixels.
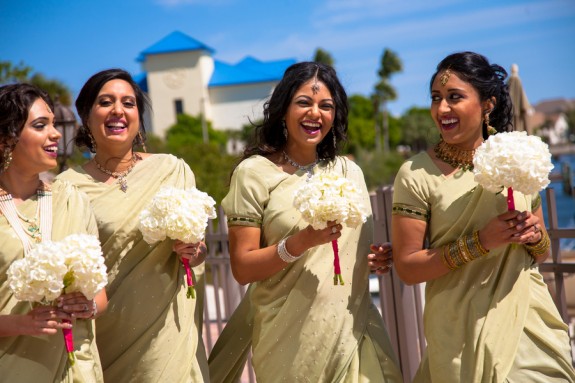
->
1, 151, 12, 172
138, 131, 147, 152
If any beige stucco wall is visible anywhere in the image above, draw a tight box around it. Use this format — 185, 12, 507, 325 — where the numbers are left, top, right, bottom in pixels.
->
143, 50, 214, 137
208, 82, 275, 131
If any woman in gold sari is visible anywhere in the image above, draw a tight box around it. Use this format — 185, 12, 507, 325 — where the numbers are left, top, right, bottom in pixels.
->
392, 51, 575, 382
0, 83, 106, 382
58, 69, 209, 382
208, 62, 402, 382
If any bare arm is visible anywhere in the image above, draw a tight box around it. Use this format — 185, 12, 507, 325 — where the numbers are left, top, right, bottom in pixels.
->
229, 222, 342, 285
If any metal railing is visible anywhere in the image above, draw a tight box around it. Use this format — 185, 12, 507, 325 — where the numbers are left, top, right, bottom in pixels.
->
202, 187, 575, 382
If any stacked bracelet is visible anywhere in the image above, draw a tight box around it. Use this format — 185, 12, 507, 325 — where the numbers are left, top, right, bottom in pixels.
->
278, 238, 299, 263
442, 231, 489, 271
525, 230, 551, 259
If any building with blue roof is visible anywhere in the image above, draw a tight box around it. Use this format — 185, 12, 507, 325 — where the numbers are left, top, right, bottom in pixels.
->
136, 31, 296, 137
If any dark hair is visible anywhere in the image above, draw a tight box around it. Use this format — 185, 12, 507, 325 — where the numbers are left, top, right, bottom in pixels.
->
430, 51, 513, 138
74, 68, 150, 153
0, 83, 54, 168
239, 61, 348, 164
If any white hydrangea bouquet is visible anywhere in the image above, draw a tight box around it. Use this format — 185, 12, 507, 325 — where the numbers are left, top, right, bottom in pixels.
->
7, 234, 107, 365
138, 186, 216, 298
473, 131, 553, 210
293, 173, 369, 285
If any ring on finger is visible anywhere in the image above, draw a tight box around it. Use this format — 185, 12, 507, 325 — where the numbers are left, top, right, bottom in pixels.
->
332, 226, 337, 234
533, 224, 539, 233
508, 220, 515, 228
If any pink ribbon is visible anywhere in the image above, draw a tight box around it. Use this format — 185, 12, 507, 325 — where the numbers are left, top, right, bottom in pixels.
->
332, 239, 344, 285
62, 319, 75, 365
182, 258, 196, 299
507, 186, 515, 211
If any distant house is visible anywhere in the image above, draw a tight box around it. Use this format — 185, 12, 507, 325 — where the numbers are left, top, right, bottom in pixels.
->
135, 31, 296, 137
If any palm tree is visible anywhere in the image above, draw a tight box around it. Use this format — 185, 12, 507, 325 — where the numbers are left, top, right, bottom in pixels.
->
373, 49, 402, 152
313, 48, 335, 67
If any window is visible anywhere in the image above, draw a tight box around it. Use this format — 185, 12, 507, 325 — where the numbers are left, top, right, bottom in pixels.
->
174, 99, 184, 115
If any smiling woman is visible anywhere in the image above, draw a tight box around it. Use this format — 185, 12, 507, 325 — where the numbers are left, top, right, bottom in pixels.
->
57, 68, 210, 383
0, 83, 107, 382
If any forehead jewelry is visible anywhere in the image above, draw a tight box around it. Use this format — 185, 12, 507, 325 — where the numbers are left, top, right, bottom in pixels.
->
311, 67, 320, 94
440, 68, 452, 87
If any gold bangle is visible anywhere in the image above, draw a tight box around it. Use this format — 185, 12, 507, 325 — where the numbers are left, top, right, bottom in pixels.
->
525, 231, 550, 258
442, 245, 457, 270
473, 231, 489, 255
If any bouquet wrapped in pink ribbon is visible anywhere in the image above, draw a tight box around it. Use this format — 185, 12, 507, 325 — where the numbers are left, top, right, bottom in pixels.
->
7, 234, 107, 365
138, 186, 216, 298
293, 173, 368, 285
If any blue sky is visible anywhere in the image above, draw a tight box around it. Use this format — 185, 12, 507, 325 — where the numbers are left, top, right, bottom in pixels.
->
1, 0, 574, 116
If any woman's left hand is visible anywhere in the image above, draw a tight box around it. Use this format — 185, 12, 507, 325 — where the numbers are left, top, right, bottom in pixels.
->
173, 240, 207, 267
57, 292, 96, 319
368, 242, 393, 275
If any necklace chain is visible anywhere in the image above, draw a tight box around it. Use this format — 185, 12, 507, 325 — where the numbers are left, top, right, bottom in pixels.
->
283, 151, 318, 180
0, 181, 52, 254
94, 153, 139, 192
434, 139, 476, 171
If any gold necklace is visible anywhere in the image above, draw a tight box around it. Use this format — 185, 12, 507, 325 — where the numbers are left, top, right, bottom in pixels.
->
94, 153, 139, 192
0, 181, 52, 254
434, 139, 476, 171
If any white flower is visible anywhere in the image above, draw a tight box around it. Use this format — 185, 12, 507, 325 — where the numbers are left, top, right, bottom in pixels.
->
60, 234, 108, 300
473, 131, 554, 195
293, 173, 368, 229
138, 186, 217, 244
7, 234, 107, 303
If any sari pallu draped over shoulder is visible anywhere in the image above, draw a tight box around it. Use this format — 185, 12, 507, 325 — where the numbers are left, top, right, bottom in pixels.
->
58, 154, 209, 383
0, 180, 103, 383
209, 155, 403, 383
393, 152, 575, 383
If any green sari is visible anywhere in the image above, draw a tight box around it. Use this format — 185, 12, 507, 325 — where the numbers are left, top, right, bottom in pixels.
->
0, 180, 103, 382
58, 154, 209, 383
393, 152, 575, 383
209, 155, 403, 383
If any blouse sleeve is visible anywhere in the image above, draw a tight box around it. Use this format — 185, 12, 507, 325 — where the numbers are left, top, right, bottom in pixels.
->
392, 158, 431, 222
221, 163, 269, 228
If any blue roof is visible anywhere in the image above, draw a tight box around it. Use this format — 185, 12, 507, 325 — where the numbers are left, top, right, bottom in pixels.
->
209, 57, 295, 87
137, 31, 214, 62
133, 72, 148, 92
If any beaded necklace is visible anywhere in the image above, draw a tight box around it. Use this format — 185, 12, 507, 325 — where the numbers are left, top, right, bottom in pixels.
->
94, 153, 139, 192
283, 151, 318, 180
0, 181, 52, 254
434, 139, 476, 171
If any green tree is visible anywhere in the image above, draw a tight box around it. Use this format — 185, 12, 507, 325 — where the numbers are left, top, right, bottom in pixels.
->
165, 114, 227, 151
346, 94, 376, 154
163, 114, 236, 203
400, 107, 438, 152
355, 149, 404, 190
0, 60, 72, 105
312, 48, 335, 67
0, 61, 32, 83
373, 49, 402, 153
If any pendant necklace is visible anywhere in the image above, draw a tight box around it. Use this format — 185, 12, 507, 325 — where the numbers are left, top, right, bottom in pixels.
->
0, 181, 52, 254
283, 151, 318, 180
94, 153, 139, 192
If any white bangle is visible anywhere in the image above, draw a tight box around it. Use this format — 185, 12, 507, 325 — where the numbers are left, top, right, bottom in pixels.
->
91, 301, 98, 318
278, 238, 299, 263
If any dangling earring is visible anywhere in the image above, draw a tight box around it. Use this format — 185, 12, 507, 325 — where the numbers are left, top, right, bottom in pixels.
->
1, 150, 12, 173
87, 128, 97, 152
484, 112, 497, 136
282, 120, 288, 139
138, 131, 147, 152
332, 129, 337, 149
